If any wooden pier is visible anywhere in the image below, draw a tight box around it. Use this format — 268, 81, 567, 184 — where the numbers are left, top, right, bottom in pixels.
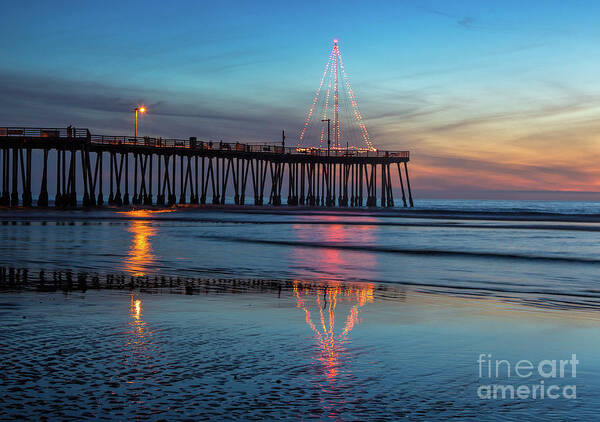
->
0, 127, 413, 208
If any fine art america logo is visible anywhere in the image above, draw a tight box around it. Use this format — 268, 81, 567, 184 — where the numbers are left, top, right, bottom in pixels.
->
477, 354, 578, 400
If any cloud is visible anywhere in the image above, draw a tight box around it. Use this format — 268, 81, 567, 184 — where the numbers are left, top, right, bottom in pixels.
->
1, 65, 598, 198
0, 69, 302, 140
416, 152, 595, 183
414, 5, 476, 29
457, 16, 475, 29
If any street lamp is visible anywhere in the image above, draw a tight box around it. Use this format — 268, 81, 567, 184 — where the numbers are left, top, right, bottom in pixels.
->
134, 106, 147, 137
321, 118, 331, 156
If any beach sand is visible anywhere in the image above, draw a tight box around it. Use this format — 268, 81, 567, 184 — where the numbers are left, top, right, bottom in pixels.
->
1, 204, 599, 420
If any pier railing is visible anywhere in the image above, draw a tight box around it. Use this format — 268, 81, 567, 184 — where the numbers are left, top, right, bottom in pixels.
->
0, 126, 409, 159
0, 127, 89, 138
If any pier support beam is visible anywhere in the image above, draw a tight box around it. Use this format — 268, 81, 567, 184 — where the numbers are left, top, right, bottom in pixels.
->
37, 149, 49, 207
132, 153, 139, 205
168, 154, 176, 205
396, 162, 407, 208
108, 152, 114, 205
80, 150, 90, 207
123, 153, 129, 205
69, 150, 77, 208
11, 148, 19, 207
404, 161, 414, 208
1, 148, 9, 206
97, 152, 104, 206
146, 153, 153, 205
22, 148, 32, 207
157, 154, 165, 205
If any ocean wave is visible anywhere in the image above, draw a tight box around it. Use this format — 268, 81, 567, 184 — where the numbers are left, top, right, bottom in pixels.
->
208, 236, 600, 264
2, 213, 600, 232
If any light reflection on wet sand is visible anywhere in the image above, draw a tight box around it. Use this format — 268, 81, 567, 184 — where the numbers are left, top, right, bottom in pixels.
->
119, 210, 174, 276
294, 280, 374, 380
126, 294, 153, 375
291, 214, 378, 279
124, 220, 156, 276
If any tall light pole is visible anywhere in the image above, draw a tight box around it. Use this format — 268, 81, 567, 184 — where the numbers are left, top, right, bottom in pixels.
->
134, 106, 146, 137
322, 118, 331, 156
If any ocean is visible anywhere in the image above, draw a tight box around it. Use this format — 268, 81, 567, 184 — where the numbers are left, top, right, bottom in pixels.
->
0, 199, 599, 420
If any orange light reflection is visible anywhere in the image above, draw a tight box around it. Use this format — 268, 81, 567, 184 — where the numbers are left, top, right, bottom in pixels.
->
126, 293, 153, 375
119, 210, 172, 276
291, 214, 378, 280
128, 294, 147, 337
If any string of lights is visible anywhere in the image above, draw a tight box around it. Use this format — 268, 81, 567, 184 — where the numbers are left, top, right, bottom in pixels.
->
333, 40, 341, 148
338, 49, 375, 151
298, 39, 376, 151
299, 46, 336, 146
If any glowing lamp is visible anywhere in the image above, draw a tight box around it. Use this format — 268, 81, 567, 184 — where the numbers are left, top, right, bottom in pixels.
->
134, 106, 147, 137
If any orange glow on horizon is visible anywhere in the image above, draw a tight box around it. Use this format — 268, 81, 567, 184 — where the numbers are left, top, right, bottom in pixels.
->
378, 103, 600, 197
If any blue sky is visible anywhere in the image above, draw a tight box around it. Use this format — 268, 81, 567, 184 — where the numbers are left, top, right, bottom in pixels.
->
1, 0, 600, 198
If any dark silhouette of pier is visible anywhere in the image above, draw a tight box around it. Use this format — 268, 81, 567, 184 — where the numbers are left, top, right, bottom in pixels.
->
0, 127, 413, 208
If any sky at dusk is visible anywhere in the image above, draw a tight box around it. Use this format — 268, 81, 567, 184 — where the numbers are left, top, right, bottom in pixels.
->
1, 0, 599, 199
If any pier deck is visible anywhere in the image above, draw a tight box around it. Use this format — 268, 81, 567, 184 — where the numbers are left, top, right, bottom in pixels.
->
0, 127, 413, 208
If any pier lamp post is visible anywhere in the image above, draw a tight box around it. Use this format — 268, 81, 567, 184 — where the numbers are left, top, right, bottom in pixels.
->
134, 106, 146, 137
321, 118, 331, 156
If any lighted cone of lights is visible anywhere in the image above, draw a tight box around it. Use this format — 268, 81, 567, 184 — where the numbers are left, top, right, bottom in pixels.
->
293, 281, 374, 379
298, 39, 376, 151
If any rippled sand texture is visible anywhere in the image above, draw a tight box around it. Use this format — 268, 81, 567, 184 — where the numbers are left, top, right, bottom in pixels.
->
1, 288, 599, 421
